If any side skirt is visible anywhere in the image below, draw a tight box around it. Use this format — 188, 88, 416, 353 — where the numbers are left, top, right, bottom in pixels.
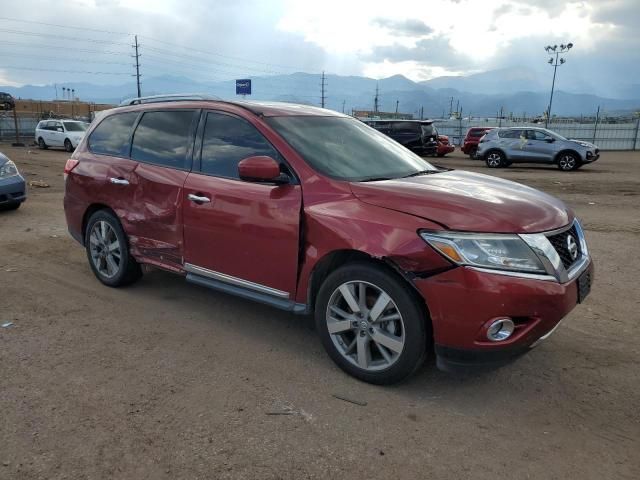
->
185, 272, 309, 315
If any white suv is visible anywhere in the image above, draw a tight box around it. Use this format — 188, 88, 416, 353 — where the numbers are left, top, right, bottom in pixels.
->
35, 120, 89, 152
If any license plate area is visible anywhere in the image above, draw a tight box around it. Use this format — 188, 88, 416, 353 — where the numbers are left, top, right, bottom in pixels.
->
577, 270, 592, 303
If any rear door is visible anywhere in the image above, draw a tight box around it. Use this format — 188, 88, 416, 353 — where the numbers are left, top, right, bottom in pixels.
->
183, 110, 302, 297
50, 120, 65, 147
500, 129, 527, 161
126, 109, 199, 269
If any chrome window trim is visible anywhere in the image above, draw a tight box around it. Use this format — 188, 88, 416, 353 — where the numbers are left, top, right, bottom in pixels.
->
184, 263, 290, 299
467, 267, 557, 282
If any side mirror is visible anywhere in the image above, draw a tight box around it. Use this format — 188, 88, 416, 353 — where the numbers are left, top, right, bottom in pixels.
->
57, 127, 64, 132
238, 156, 289, 184
546, 137, 555, 143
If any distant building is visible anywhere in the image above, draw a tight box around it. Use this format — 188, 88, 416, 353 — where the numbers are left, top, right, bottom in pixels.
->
352, 109, 413, 120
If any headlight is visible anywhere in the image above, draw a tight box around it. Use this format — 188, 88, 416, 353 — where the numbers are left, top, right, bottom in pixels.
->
0, 160, 19, 178
420, 231, 546, 273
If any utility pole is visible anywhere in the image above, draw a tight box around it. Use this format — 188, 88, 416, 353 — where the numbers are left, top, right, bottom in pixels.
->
455, 99, 460, 117
342, 99, 345, 113
544, 42, 573, 128
374, 83, 379, 114
449, 97, 454, 117
54, 84, 58, 100
395, 99, 399, 116
133, 34, 142, 98
320, 71, 327, 108
420, 106, 424, 120
499, 106, 504, 127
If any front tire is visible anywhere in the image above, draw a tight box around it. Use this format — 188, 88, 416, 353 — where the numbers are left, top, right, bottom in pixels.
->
315, 262, 428, 385
64, 138, 74, 152
485, 150, 506, 168
557, 152, 580, 171
85, 210, 142, 287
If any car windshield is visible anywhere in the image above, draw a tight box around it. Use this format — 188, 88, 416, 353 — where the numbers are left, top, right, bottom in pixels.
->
266, 116, 437, 181
64, 122, 88, 132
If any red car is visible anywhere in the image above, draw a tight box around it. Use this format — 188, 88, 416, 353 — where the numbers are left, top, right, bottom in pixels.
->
461, 127, 494, 158
437, 134, 455, 157
64, 96, 593, 384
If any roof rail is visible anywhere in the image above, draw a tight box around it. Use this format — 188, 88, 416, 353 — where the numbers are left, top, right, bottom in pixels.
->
119, 93, 221, 106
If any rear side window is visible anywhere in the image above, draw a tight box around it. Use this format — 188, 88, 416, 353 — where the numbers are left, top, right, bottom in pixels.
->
392, 122, 420, 133
89, 112, 138, 156
131, 110, 196, 169
468, 129, 487, 138
499, 129, 523, 139
199, 112, 280, 179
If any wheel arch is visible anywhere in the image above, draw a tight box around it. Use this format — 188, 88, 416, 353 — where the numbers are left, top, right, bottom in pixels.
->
485, 147, 508, 160
81, 203, 116, 244
554, 149, 581, 163
306, 249, 432, 335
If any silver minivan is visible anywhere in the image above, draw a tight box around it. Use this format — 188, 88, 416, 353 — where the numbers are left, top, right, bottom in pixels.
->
476, 127, 600, 171
35, 120, 89, 152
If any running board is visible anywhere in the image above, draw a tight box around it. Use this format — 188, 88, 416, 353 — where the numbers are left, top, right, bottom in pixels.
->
186, 272, 309, 314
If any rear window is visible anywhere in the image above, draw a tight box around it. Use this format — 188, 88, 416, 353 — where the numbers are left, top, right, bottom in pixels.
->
467, 129, 488, 138
131, 110, 196, 169
88, 112, 138, 157
392, 122, 420, 133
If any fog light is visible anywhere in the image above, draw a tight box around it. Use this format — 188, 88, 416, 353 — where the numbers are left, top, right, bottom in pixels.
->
486, 318, 515, 342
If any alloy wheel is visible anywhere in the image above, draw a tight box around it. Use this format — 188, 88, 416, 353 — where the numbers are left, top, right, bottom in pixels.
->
486, 152, 502, 167
326, 281, 405, 371
559, 154, 576, 170
89, 221, 122, 278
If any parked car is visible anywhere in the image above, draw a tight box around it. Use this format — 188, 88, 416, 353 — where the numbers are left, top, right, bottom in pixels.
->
476, 127, 600, 171
436, 134, 454, 157
64, 97, 594, 384
0, 152, 26, 210
461, 127, 494, 158
0, 92, 15, 111
35, 119, 89, 152
364, 119, 438, 156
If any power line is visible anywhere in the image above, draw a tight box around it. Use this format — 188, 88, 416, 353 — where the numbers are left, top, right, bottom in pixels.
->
0, 52, 131, 65
0, 16, 132, 35
1, 66, 131, 75
0, 41, 130, 56
0, 28, 130, 46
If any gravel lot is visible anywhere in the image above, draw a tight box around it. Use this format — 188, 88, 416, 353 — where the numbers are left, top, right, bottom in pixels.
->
1, 144, 638, 479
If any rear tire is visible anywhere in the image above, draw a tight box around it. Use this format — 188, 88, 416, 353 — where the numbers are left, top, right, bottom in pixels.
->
437, 153, 445, 157
0, 202, 21, 211
557, 152, 580, 171
315, 262, 428, 385
485, 150, 506, 168
38, 137, 47, 149
64, 138, 74, 153
85, 210, 142, 287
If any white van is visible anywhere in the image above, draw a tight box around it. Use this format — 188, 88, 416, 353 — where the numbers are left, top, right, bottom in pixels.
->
35, 120, 89, 152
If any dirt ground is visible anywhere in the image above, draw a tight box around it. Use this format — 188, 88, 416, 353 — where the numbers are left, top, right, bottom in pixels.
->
1, 144, 638, 480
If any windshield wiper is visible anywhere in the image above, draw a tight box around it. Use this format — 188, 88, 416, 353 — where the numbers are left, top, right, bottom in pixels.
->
401, 170, 440, 178
359, 176, 393, 182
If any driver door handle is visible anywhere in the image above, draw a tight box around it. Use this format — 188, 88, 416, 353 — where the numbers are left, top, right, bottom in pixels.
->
188, 193, 211, 204
109, 177, 129, 185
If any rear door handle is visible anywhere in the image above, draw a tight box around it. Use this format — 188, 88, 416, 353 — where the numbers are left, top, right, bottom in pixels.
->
188, 193, 211, 204
109, 177, 129, 185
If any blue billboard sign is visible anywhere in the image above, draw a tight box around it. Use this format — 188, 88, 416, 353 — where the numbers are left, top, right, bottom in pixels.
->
236, 79, 251, 95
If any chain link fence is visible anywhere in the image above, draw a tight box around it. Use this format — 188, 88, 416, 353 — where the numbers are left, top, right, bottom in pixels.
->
433, 117, 640, 151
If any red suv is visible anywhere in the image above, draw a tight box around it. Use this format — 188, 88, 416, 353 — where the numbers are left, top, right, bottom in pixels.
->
64, 96, 593, 384
461, 127, 494, 158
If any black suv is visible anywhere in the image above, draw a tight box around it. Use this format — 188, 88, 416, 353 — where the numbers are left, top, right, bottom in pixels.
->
0, 93, 15, 111
365, 120, 438, 156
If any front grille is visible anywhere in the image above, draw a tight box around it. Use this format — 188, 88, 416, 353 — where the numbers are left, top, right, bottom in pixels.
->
547, 225, 581, 269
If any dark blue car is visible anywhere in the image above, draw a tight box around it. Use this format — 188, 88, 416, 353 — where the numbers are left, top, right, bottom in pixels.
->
0, 152, 26, 210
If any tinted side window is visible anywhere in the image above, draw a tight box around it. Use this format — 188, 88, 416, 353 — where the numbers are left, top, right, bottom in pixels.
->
529, 130, 550, 140
392, 122, 420, 133
499, 129, 523, 139
131, 110, 195, 169
89, 112, 138, 156
200, 112, 280, 179
469, 129, 486, 138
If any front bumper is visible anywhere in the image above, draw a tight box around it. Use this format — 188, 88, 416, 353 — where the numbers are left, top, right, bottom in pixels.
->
0, 174, 27, 205
584, 150, 600, 163
414, 259, 594, 372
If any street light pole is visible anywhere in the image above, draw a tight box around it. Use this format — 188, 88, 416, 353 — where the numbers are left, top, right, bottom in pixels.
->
544, 42, 573, 128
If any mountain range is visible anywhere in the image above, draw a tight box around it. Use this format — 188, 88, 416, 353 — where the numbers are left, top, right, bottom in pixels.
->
2, 67, 638, 117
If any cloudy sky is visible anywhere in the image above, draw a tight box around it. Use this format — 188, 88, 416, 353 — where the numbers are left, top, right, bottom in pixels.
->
0, 0, 638, 95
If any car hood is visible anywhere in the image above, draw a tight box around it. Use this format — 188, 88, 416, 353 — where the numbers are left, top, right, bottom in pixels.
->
568, 139, 597, 149
349, 170, 572, 233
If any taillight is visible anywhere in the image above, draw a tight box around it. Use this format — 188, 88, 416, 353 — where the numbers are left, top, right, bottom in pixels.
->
64, 159, 79, 180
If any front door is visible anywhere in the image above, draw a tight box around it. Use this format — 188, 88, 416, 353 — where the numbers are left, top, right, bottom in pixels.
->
525, 130, 555, 162
183, 110, 302, 297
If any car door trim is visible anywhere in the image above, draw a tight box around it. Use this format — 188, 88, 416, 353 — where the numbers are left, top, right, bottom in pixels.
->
184, 262, 290, 299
